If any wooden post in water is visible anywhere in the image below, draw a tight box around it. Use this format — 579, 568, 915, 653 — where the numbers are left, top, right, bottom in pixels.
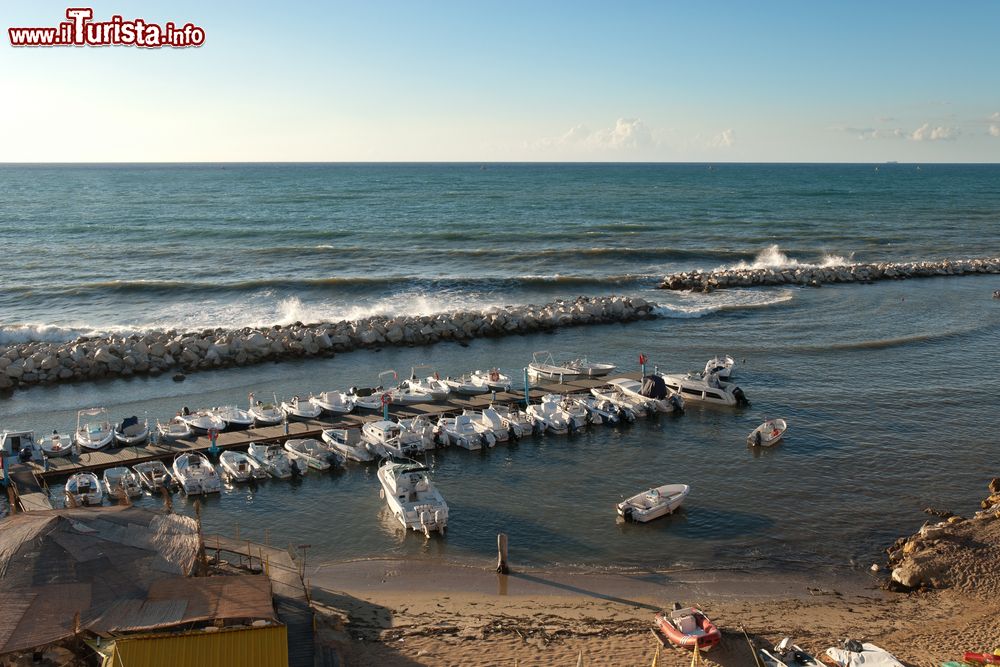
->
496, 532, 509, 574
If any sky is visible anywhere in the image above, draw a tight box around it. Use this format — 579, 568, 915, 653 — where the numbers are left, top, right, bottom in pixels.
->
2, 0, 999, 162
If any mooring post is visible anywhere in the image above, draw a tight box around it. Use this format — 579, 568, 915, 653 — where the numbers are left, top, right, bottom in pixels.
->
523, 368, 530, 407
496, 532, 510, 574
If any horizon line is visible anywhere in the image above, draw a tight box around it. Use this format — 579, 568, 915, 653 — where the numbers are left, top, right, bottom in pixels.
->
2, 160, 999, 166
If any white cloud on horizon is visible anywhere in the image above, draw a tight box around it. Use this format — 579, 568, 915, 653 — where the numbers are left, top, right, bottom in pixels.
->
990, 125, 1000, 138
708, 129, 735, 148
539, 118, 655, 152
910, 123, 957, 141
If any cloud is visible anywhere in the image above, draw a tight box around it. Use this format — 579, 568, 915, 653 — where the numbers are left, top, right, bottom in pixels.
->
990, 125, 1000, 138
910, 123, 957, 141
991, 112, 1000, 121
535, 118, 655, 153
708, 129, 734, 148
832, 126, 903, 140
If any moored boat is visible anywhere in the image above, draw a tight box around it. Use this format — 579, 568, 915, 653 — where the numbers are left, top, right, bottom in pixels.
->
470, 368, 512, 391
362, 420, 425, 458
280, 395, 322, 421
284, 438, 335, 470
485, 404, 534, 439
659, 371, 749, 407
102, 466, 142, 499
760, 638, 823, 667
607, 377, 684, 414
434, 415, 486, 450
177, 407, 226, 434
564, 357, 616, 377
704, 354, 736, 379
654, 604, 721, 652
247, 442, 302, 478
526, 396, 570, 435
220, 450, 268, 483
527, 350, 581, 384
443, 374, 490, 396
377, 460, 448, 537
407, 365, 451, 400
747, 418, 787, 448
65, 472, 103, 506
114, 415, 149, 446
74, 407, 114, 451
133, 460, 176, 491
156, 417, 193, 443
172, 453, 222, 495
617, 484, 689, 522
248, 396, 284, 426
309, 391, 355, 414
213, 405, 253, 430
40, 430, 72, 458
321, 428, 374, 462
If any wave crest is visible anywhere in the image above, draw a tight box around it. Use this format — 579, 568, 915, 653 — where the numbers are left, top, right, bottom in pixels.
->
718, 244, 851, 271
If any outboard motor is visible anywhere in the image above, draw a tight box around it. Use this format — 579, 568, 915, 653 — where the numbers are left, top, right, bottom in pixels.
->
622, 506, 634, 522
508, 424, 519, 441
669, 394, 684, 415
732, 387, 750, 408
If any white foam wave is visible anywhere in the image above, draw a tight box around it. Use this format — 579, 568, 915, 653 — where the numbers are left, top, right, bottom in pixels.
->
654, 288, 795, 318
0, 323, 140, 345
719, 244, 851, 271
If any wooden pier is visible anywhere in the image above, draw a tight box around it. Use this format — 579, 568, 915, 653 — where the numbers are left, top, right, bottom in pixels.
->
8, 373, 636, 504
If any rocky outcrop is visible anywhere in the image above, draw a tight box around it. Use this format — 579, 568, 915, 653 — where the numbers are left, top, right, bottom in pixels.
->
0, 295, 656, 393
660, 257, 1000, 292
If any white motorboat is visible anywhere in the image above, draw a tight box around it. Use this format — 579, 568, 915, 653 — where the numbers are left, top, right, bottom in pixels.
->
102, 466, 142, 499
377, 460, 449, 537
747, 418, 788, 448
65, 472, 103, 506
247, 442, 303, 478
362, 420, 425, 459
704, 354, 736, 380
177, 407, 226, 434
391, 380, 436, 405
564, 357, 617, 377
309, 391, 356, 414
284, 438, 334, 470
659, 371, 750, 407
397, 416, 438, 450
321, 428, 374, 462
760, 638, 823, 667
74, 407, 115, 451
172, 453, 222, 495
435, 415, 486, 450
443, 374, 490, 396
607, 377, 685, 414
527, 351, 581, 384
133, 460, 176, 491
566, 394, 621, 425
214, 405, 253, 430
248, 398, 284, 426
156, 417, 193, 443
350, 370, 400, 410
280, 395, 322, 421
617, 483, 689, 522
1, 430, 40, 465
461, 409, 503, 445
823, 641, 904, 667
590, 386, 646, 420
468, 408, 514, 442
549, 395, 590, 430
526, 396, 570, 435
220, 450, 268, 483
40, 430, 72, 458
407, 366, 451, 400
485, 404, 534, 439
469, 368, 512, 391
114, 415, 149, 446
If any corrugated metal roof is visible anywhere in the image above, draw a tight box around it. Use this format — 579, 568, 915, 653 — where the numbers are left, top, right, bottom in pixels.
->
107, 624, 288, 667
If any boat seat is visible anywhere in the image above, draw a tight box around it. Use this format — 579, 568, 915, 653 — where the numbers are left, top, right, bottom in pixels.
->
675, 614, 697, 634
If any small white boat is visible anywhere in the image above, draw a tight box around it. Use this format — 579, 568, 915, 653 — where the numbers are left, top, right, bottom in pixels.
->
823, 642, 904, 667
248, 398, 284, 426
760, 638, 823, 667
220, 450, 267, 483
178, 408, 226, 434
485, 404, 534, 438
65, 472, 103, 506
133, 460, 176, 491
397, 416, 438, 450
1, 429, 40, 463
377, 460, 448, 537
526, 397, 569, 435
564, 357, 616, 378
407, 366, 451, 401
547, 395, 589, 430
460, 409, 502, 445
114, 415, 149, 446
466, 408, 513, 442
321, 428, 374, 462
172, 453, 222, 495
214, 405, 253, 430
156, 417, 193, 443
102, 466, 142, 499
362, 420, 425, 459
566, 394, 621, 425
284, 438, 334, 470
74, 407, 115, 451
607, 377, 684, 414
443, 374, 490, 396
247, 442, 303, 478
469, 368, 512, 391
280, 395, 322, 421
40, 430, 72, 458
348, 386, 390, 411
617, 484, 689, 522
435, 415, 486, 450
704, 354, 736, 380
660, 372, 750, 407
391, 381, 436, 405
309, 391, 356, 414
527, 351, 581, 384
590, 386, 647, 420
747, 418, 787, 448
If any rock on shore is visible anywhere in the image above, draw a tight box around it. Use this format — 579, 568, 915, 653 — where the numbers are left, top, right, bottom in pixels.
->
885, 477, 1000, 596
0, 295, 655, 393
660, 256, 1000, 292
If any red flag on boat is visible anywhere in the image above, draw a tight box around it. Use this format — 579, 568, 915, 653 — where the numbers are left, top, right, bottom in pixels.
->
639, 353, 647, 365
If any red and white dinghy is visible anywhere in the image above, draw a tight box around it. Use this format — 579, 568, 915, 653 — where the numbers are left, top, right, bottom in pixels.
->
654, 605, 721, 652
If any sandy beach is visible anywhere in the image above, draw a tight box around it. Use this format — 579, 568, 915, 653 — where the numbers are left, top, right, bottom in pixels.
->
309, 505, 1000, 667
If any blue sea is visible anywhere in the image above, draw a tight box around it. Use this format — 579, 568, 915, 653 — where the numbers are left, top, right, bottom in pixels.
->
1, 163, 999, 577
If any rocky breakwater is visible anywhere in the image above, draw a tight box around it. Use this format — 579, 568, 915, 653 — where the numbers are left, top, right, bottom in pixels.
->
0, 295, 655, 393
660, 256, 1000, 292
883, 477, 1000, 596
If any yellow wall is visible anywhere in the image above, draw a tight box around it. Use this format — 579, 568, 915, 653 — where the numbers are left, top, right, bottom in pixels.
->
107, 625, 287, 667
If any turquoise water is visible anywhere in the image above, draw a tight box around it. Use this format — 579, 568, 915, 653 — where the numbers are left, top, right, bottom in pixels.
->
1, 163, 999, 575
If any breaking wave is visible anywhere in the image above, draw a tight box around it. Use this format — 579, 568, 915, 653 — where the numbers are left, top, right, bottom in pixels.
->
718, 244, 852, 271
